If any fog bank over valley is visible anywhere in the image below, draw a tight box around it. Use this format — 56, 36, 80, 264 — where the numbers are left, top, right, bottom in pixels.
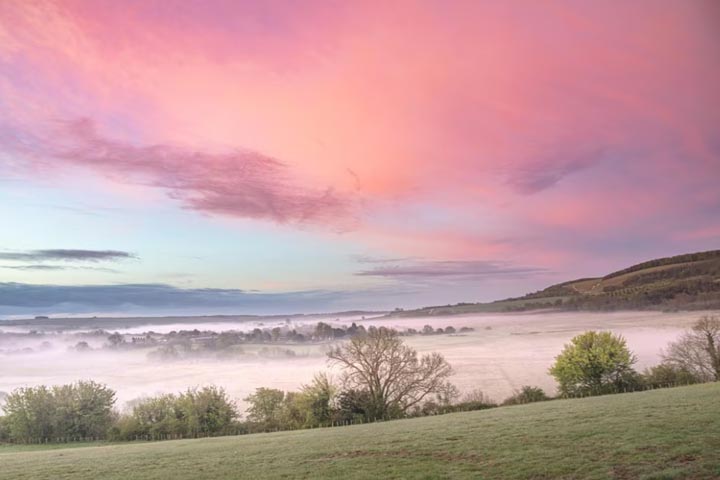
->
0, 311, 702, 409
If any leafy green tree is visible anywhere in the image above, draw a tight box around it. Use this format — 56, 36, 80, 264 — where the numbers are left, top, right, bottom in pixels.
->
298, 372, 337, 426
642, 362, 700, 388
277, 392, 307, 429
3, 385, 56, 441
244, 388, 286, 429
549, 331, 638, 396
107, 414, 143, 441
176, 386, 238, 437
67, 381, 116, 438
117, 387, 238, 440
2, 381, 116, 441
131, 394, 182, 438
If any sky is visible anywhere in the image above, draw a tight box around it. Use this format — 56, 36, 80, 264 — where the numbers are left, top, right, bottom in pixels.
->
0, 0, 719, 317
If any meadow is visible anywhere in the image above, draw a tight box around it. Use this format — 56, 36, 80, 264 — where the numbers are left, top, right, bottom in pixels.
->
1, 382, 718, 480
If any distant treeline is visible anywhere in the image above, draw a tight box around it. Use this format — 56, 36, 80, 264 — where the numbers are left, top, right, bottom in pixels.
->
0, 322, 475, 357
100, 322, 473, 360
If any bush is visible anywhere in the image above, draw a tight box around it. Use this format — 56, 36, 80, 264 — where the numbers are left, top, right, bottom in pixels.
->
502, 386, 550, 405
642, 363, 701, 388
449, 389, 497, 412
2, 381, 116, 442
244, 388, 286, 430
117, 386, 239, 440
176, 386, 238, 437
335, 389, 373, 423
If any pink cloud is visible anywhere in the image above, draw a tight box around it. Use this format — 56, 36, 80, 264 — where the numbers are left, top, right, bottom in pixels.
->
0, 0, 718, 276
1, 118, 355, 227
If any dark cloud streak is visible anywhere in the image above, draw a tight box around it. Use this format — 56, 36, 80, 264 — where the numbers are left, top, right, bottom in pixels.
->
1, 265, 120, 273
355, 260, 547, 279
0, 249, 136, 263
506, 149, 606, 194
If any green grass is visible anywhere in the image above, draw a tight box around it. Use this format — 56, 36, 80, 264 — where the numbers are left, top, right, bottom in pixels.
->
1, 383, 719, 480
0, 441, 111, 453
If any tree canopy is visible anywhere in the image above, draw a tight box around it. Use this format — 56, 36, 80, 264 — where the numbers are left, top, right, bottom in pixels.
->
2, 381, 115, 441
549, 331, 638, 396
327, 328, 455, 419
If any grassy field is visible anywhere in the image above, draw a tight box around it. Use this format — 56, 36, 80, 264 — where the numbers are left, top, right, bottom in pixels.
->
1, 383, 719, 480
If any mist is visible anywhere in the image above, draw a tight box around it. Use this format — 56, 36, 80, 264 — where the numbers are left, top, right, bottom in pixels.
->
0, 311, 701, 410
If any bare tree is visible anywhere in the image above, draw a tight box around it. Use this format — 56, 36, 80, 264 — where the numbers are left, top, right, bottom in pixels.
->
663, 316, 720, 382
327, 328, 455, 419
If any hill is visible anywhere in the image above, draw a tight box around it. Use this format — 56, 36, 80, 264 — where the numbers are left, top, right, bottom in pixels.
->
1, 383, 718, 479
392, 249, 720, 316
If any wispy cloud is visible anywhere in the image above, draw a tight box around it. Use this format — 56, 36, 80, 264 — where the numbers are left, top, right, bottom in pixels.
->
356, 259, 547, 279
352, 254, 418, 264
2, 118, 356, 229
505, 149, 606, 195
0, 265, 120, 273
0, 249, 136, 263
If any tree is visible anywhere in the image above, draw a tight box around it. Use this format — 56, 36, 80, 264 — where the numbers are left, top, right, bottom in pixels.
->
335, 389, 372, 422
244, 388, 286, 429
107, 332, 125, 348
0, 415, 9, 442
297, 372, 337, 426
549, 331, 638, 396
176, 386, 238, 437
130, 394, 182, 438
2, 386, 55, 441
314, 322, 335, 340
663, 316, 720, 382
271, 327, 282, 342
53, 381, 116, 438
327, 328, 455, 419
1, 381, 115, 441
642, 363, 699, 388
119, 387, 238, 440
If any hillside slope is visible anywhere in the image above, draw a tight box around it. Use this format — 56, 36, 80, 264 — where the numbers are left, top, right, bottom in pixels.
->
393, 249, 720, 316
1, 383, 719, 480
